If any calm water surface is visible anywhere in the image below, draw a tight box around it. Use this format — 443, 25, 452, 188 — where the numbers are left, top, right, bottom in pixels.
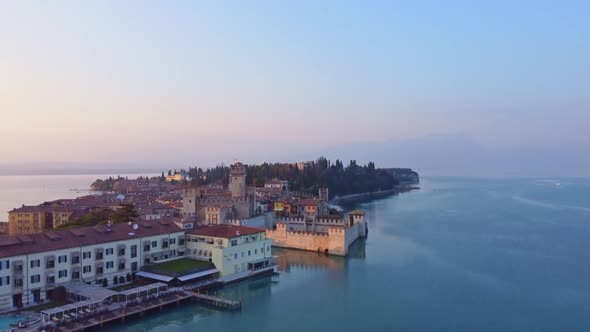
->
108, 177, 590, 332
0, 174, 154, 221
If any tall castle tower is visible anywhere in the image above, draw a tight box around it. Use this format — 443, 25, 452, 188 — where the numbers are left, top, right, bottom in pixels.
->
229, 162, 247, 198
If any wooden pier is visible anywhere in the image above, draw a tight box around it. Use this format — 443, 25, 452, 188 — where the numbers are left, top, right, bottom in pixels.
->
192, 293, 242, 311
44, 290, 242, 332
55, 291, 193, 332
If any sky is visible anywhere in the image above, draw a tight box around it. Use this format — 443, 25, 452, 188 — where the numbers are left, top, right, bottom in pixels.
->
0, 1, 589, 176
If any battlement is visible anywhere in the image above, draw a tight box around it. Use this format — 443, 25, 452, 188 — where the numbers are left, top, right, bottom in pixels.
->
278, 216, 305, 223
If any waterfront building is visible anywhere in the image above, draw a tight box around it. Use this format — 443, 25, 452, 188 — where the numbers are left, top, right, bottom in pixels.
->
0, 220, 185, 312
266, 210, 367, 256
186, 225, 273, 276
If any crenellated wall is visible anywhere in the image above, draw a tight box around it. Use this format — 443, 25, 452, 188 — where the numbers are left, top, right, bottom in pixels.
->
266, 215, 366, 256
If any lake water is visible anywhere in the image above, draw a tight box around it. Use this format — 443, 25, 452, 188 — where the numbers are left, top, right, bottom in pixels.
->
0, 174, 155, 221
105, 177, 590, 332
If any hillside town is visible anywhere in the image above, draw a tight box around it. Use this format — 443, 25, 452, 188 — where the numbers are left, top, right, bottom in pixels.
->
0, 160, 418, 331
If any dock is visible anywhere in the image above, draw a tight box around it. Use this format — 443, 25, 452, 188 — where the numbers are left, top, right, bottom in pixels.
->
54, 290, 194, 332
192, 293, 242, 311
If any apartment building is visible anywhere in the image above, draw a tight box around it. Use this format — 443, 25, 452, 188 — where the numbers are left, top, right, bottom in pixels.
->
0, 220, 185, 312
186, 224, 273, 276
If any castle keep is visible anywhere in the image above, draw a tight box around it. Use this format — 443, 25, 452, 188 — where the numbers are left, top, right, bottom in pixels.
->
181, 162, 256, 225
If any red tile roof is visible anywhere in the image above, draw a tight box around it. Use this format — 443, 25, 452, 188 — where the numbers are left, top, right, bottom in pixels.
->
189, 224, 265, 239
0, 221, 183, 259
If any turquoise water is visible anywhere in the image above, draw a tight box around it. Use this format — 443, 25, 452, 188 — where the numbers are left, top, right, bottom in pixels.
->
0, 315, 22, 330
108, 177, 590, 331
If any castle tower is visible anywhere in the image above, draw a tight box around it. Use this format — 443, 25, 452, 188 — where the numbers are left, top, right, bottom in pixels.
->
229, 162, 247, 198
319, 188, 329, 201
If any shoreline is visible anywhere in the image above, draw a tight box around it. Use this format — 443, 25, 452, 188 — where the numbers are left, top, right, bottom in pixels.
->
330, 185, 419, 206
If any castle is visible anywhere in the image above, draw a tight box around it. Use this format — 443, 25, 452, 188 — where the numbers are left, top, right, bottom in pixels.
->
181, 162, 256, 225
266, 210, 367, 256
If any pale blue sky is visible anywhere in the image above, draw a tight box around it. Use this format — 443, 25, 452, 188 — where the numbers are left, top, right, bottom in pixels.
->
0, 1, 588, 174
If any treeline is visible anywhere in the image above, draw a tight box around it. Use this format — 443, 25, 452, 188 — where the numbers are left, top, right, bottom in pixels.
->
56, 203, 139, 230
187, 157, 400, 199
91, 177, 119, 191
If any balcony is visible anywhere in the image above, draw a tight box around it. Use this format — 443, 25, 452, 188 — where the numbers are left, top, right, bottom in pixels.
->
13, 280, 23, 291
46, 275, 56, 286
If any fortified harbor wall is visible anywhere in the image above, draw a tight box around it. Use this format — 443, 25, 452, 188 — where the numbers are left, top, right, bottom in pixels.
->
266, 213, 366, 256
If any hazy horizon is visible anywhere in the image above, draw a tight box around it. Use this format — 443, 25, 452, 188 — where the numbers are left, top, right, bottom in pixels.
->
1, 1, 588, 177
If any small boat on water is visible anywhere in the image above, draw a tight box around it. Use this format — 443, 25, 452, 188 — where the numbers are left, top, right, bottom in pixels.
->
555, 182, 561, 186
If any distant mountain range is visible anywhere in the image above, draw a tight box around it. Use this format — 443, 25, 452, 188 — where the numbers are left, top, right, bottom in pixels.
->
316, 134, 590, 177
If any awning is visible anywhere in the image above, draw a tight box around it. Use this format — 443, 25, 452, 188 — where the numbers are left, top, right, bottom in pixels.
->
247, 257, 273, 265
118, 258, 127, 264
118, 244, 126, 250
134, 271, 174, 282
14, 272, 24, 279
177, 269, 218, 282
45, 255, 56, 262
177, 248, 186, 253
95, 262, 104, 268
95, 248, 104, 254
71, 252, 80, 258
71, 266, 81, 273
143, 240, 151, 245
46, 272, 55, 277
151, 252, 162, 258
13, 260, 23, 267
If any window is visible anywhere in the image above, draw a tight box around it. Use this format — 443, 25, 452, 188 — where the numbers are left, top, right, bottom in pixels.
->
118, 262, 125, 271
72, 271, 80, 280
162, 240, 169, 249
0, 276, 8, 286
151, 241, 158, 248
30, 260, 40, 268
261, 247, 265, 253
106, 262, 114, 269
83, 251, 91, 259
106, 248, 114, 256
58, 270, 68, 278
130, 245, 137, 258
234, 253, 238, 259
170, 238, 176, 245
231, 239, 238, 246
83, 265, 92, 274
241, 252, 244, 258
30, 275, 40, 284
255, 249, 258, 254
248, 250, 251, 256
58, 255, 68, 264
179, 237, 185, 245
0, 260, 8, 270
131, 262, 138, 272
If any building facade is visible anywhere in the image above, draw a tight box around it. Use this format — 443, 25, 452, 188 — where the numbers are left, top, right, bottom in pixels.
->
0, 221, 185, 313
266, 210, 366, 256
185, 224, 273, 276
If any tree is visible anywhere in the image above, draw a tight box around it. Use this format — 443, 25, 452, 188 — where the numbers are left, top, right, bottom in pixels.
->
111, 203, 139, 224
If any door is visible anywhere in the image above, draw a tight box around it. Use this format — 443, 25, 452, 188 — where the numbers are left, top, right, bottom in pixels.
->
12, 294, 22, 308
32, 289, 41, 303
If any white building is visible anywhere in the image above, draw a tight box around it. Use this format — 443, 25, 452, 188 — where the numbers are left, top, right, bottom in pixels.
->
264, 179, 289, 191
186, 224, 273, 276
0, 220, 185, 313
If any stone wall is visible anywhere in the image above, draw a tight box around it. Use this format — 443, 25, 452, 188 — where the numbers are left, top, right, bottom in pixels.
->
266, 213, 366, 256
